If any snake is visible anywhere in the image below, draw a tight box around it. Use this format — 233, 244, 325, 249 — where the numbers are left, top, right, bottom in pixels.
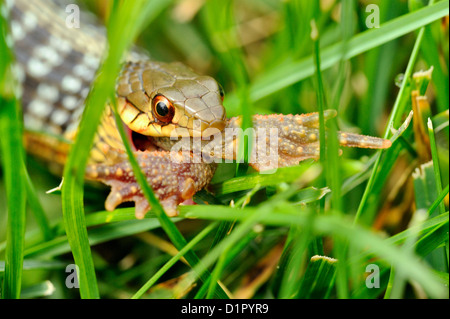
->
5, 0, 391, 218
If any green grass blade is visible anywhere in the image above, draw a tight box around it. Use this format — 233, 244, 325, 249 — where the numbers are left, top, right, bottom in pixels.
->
202, 0, 253, 172
0, 207, 182, 259
278, 223, 313, 299
427, 185, 449, 217
420, 22, 449, 112
0, 259, 66, 272
20, 281, 55, 299
428, 118, 447, 215
0, 9, 27, 299
181, 207, 274, 297
427, 118, 449, 271
386, 209, 428, 298
201, 228, 258, 299
359, 0, 402, 134
23, 165, 53, 241
413, 162, 443, 216
276, 22, 331, 298
204, 185, 264, 299
210, 161, 319, 195
24, 218, 170, 259
60, 0, 170, 299
353, 1, 434, 225
311, 20, 327, 167
0, 101, 27, 300
297, 255, 337, 299
132, 222, 218, 299
351, 212, 448, 298
415, 218, 449, 258
180, 175, 314, 298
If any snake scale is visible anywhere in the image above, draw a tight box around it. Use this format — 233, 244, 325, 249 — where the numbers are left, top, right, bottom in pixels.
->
4, 0, 391, 218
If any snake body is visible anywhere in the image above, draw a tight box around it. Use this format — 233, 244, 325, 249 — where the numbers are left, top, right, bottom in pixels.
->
5, 0, 391, 218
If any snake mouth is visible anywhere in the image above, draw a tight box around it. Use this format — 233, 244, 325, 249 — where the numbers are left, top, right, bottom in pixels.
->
126, 123, 193, 152
131, 130, 154, 152
122, 121, 153, 152
125, 120, 226, 152
129, 128, 212, 152
123, 113, 227, 152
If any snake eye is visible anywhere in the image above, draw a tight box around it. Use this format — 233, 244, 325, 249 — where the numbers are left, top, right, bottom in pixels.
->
218, 83, 225, 101
152, 94, 174, 123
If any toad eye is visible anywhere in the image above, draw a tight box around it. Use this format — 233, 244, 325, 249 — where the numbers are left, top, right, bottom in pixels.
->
152, 94, 174, 123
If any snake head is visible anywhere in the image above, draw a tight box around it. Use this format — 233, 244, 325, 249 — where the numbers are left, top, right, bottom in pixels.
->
116, 61, 226, 141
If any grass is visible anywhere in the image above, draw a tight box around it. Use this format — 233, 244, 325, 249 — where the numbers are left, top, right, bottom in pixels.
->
0, 0, 449, 299
0, 4, 26, 299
